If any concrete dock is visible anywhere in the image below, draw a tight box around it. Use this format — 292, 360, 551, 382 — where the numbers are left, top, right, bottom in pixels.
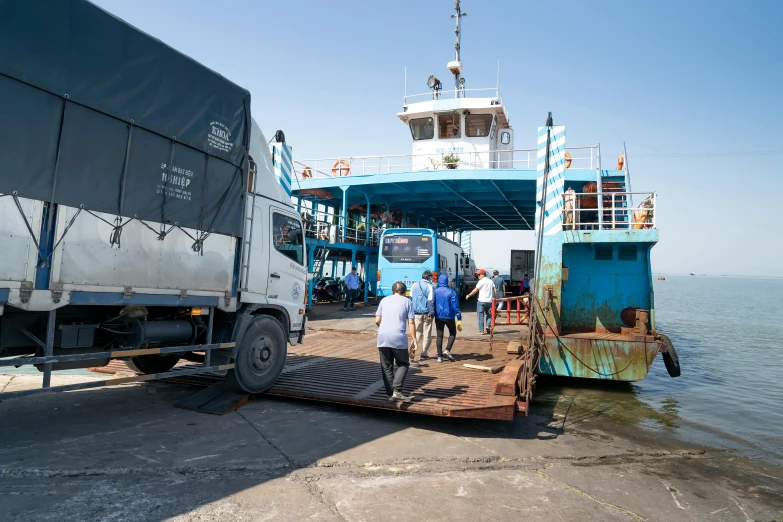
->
0, 305, 781, 521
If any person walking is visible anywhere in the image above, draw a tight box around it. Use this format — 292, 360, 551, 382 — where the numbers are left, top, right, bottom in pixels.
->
433, 274, 462, 363
466, 269, 496, 334
491, 270, 506, 311
410, 270, 435, 360
343, 266, 360, 311
375, 282, 417, 401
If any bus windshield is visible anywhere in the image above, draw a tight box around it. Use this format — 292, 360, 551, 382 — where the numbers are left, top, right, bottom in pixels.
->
381, 234, 433, 263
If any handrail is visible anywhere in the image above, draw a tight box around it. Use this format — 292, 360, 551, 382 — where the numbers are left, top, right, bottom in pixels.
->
562, 191, 656, 230
404, 87, 503, 105
293, 146, 601, 179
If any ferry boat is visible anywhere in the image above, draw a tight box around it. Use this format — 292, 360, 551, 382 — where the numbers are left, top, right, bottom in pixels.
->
282, 0, 680, 397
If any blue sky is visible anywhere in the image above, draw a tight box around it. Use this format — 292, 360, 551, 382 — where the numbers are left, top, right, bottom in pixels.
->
93, 0, 783, 276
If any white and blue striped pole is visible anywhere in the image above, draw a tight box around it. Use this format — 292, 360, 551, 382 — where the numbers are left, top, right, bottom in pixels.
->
271, 142, 293, 198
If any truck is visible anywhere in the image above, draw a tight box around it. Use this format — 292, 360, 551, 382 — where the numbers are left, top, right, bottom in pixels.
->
508, 249, 535, 296
0, 0, 307, 397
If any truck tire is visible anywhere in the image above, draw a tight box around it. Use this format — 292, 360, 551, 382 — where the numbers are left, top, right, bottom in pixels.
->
125, 354, 180, 374
659, 333, 681, 378
227, 315, 287, 393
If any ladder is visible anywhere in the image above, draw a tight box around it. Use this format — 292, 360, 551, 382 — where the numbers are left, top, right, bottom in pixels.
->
239, 190, 257, 291
312, 245, 330, 279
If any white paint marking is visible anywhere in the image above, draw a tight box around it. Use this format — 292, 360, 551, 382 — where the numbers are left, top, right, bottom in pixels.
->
660, 480, 688, 510
455, 486, 467, 497
710, 507, 728, 515
183, 454, 220, 462
729, 497, 753, 522
133, 454, 161, 464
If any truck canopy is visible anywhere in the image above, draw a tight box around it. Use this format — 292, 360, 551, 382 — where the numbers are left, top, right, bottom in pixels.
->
0, 0, 249, 236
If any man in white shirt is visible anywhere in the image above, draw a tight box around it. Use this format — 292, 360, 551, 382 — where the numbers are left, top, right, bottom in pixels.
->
375, 282, 418, 401
466, 269, 496, 335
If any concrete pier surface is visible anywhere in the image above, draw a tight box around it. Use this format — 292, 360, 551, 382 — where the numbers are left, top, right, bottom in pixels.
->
0, 371, 780, 522
1, 306, 781, 521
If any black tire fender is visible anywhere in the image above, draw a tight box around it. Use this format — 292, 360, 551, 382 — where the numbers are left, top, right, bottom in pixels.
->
227, 315, 288, 393
659, 333, 681, 378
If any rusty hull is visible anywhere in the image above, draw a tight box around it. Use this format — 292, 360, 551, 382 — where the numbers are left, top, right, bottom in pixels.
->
538, 332, 661, 381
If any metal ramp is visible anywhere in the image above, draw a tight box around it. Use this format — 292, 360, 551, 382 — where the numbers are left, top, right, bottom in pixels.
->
166, 330, 528, 419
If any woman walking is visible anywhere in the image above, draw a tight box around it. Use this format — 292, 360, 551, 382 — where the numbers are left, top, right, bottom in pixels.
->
433, 275, 462, 363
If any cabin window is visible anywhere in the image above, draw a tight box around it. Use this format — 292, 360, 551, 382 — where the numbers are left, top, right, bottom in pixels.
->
438, 114, 461, 139
409, 117, 434, 140
273, 213, 304, 265
466, 114, 494, 138
500, 131, 511, 145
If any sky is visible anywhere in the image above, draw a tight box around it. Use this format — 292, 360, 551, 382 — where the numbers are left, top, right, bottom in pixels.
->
92, 0, 783, 277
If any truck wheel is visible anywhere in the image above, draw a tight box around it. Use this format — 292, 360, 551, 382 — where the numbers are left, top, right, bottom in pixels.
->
659, 333, 681, 378
125, 354, 180, 374
227, 315, 287, 393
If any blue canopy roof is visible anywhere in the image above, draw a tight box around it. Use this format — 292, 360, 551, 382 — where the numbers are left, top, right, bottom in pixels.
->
292, 168, 609, 231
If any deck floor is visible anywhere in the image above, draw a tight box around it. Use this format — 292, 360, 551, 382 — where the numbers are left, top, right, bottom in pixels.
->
264, 330, 520, 419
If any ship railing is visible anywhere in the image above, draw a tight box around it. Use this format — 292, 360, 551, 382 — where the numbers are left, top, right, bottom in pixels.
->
403, 87, 503, 105
298, 206, 380, 247
293, 146, 600, 179
562, 191, 656, 230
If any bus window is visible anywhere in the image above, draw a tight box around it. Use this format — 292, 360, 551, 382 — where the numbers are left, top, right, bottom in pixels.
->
381, 234, 433, 263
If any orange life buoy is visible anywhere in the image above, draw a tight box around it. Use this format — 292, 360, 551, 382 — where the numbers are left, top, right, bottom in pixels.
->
332, 160, 350, 176
617, 154, 624, 170
564, 151, 572, 169
301, 165, 312, 179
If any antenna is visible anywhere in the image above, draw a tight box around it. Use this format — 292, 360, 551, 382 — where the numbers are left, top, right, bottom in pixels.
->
496, 59, 500, 90
448, 0, 467, 96
404, 66, 407, 104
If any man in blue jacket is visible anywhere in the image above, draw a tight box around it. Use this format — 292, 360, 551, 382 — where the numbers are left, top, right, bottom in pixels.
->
433, 275, 462, 363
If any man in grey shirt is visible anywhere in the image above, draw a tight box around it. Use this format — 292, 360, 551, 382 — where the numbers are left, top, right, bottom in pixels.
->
375, 282, 418, 401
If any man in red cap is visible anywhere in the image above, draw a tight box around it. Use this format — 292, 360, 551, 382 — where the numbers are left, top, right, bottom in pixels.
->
466, 268, 496, 334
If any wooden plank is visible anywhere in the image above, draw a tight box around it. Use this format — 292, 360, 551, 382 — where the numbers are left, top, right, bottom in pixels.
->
494, 360, 524, 396
463, 364, 505, 374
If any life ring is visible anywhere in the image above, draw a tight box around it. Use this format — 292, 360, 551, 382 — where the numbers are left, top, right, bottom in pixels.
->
617, 154, 624, 170
564, 151, 572, 169
301, 166, 312, 179
332, 160, 350, 176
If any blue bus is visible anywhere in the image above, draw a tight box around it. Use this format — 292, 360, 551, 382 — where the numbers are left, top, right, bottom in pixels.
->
377, 228, 477, 298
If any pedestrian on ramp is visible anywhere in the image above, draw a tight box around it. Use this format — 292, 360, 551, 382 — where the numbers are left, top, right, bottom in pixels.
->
410, 270, 435, 361
466, 269, 496, 334
433, 274, 462, 362
375, 282, 417, 401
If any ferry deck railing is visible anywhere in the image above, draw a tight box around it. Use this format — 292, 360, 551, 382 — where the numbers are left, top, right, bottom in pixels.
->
563, 192, 656, 231
403, 87, 504, 105
299, 206, 381, 247
293, 146, 600, 180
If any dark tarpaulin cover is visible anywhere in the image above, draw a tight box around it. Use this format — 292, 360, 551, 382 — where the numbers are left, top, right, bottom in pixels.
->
0, 0, 249, 236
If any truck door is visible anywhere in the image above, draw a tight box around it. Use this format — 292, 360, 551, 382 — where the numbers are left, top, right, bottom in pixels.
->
268, 208, 307, 331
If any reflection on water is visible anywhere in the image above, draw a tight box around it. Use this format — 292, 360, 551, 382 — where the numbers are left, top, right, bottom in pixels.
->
536, 376, 681, 434
538, 276, 782, 463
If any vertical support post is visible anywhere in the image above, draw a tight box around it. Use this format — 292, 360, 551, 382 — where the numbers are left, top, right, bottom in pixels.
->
205, 307, 214, 367
516, 297, 521, 324
491, 300, 496, 329
363, 247, 370, 303
365, 194, 372, 246
331, 259, 337, 277
340, 187, 348, 243
42, 310, 56, 388
307, 244, 315, 310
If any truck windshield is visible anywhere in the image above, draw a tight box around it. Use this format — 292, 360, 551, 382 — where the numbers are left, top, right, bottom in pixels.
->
381, 235, 433, 263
